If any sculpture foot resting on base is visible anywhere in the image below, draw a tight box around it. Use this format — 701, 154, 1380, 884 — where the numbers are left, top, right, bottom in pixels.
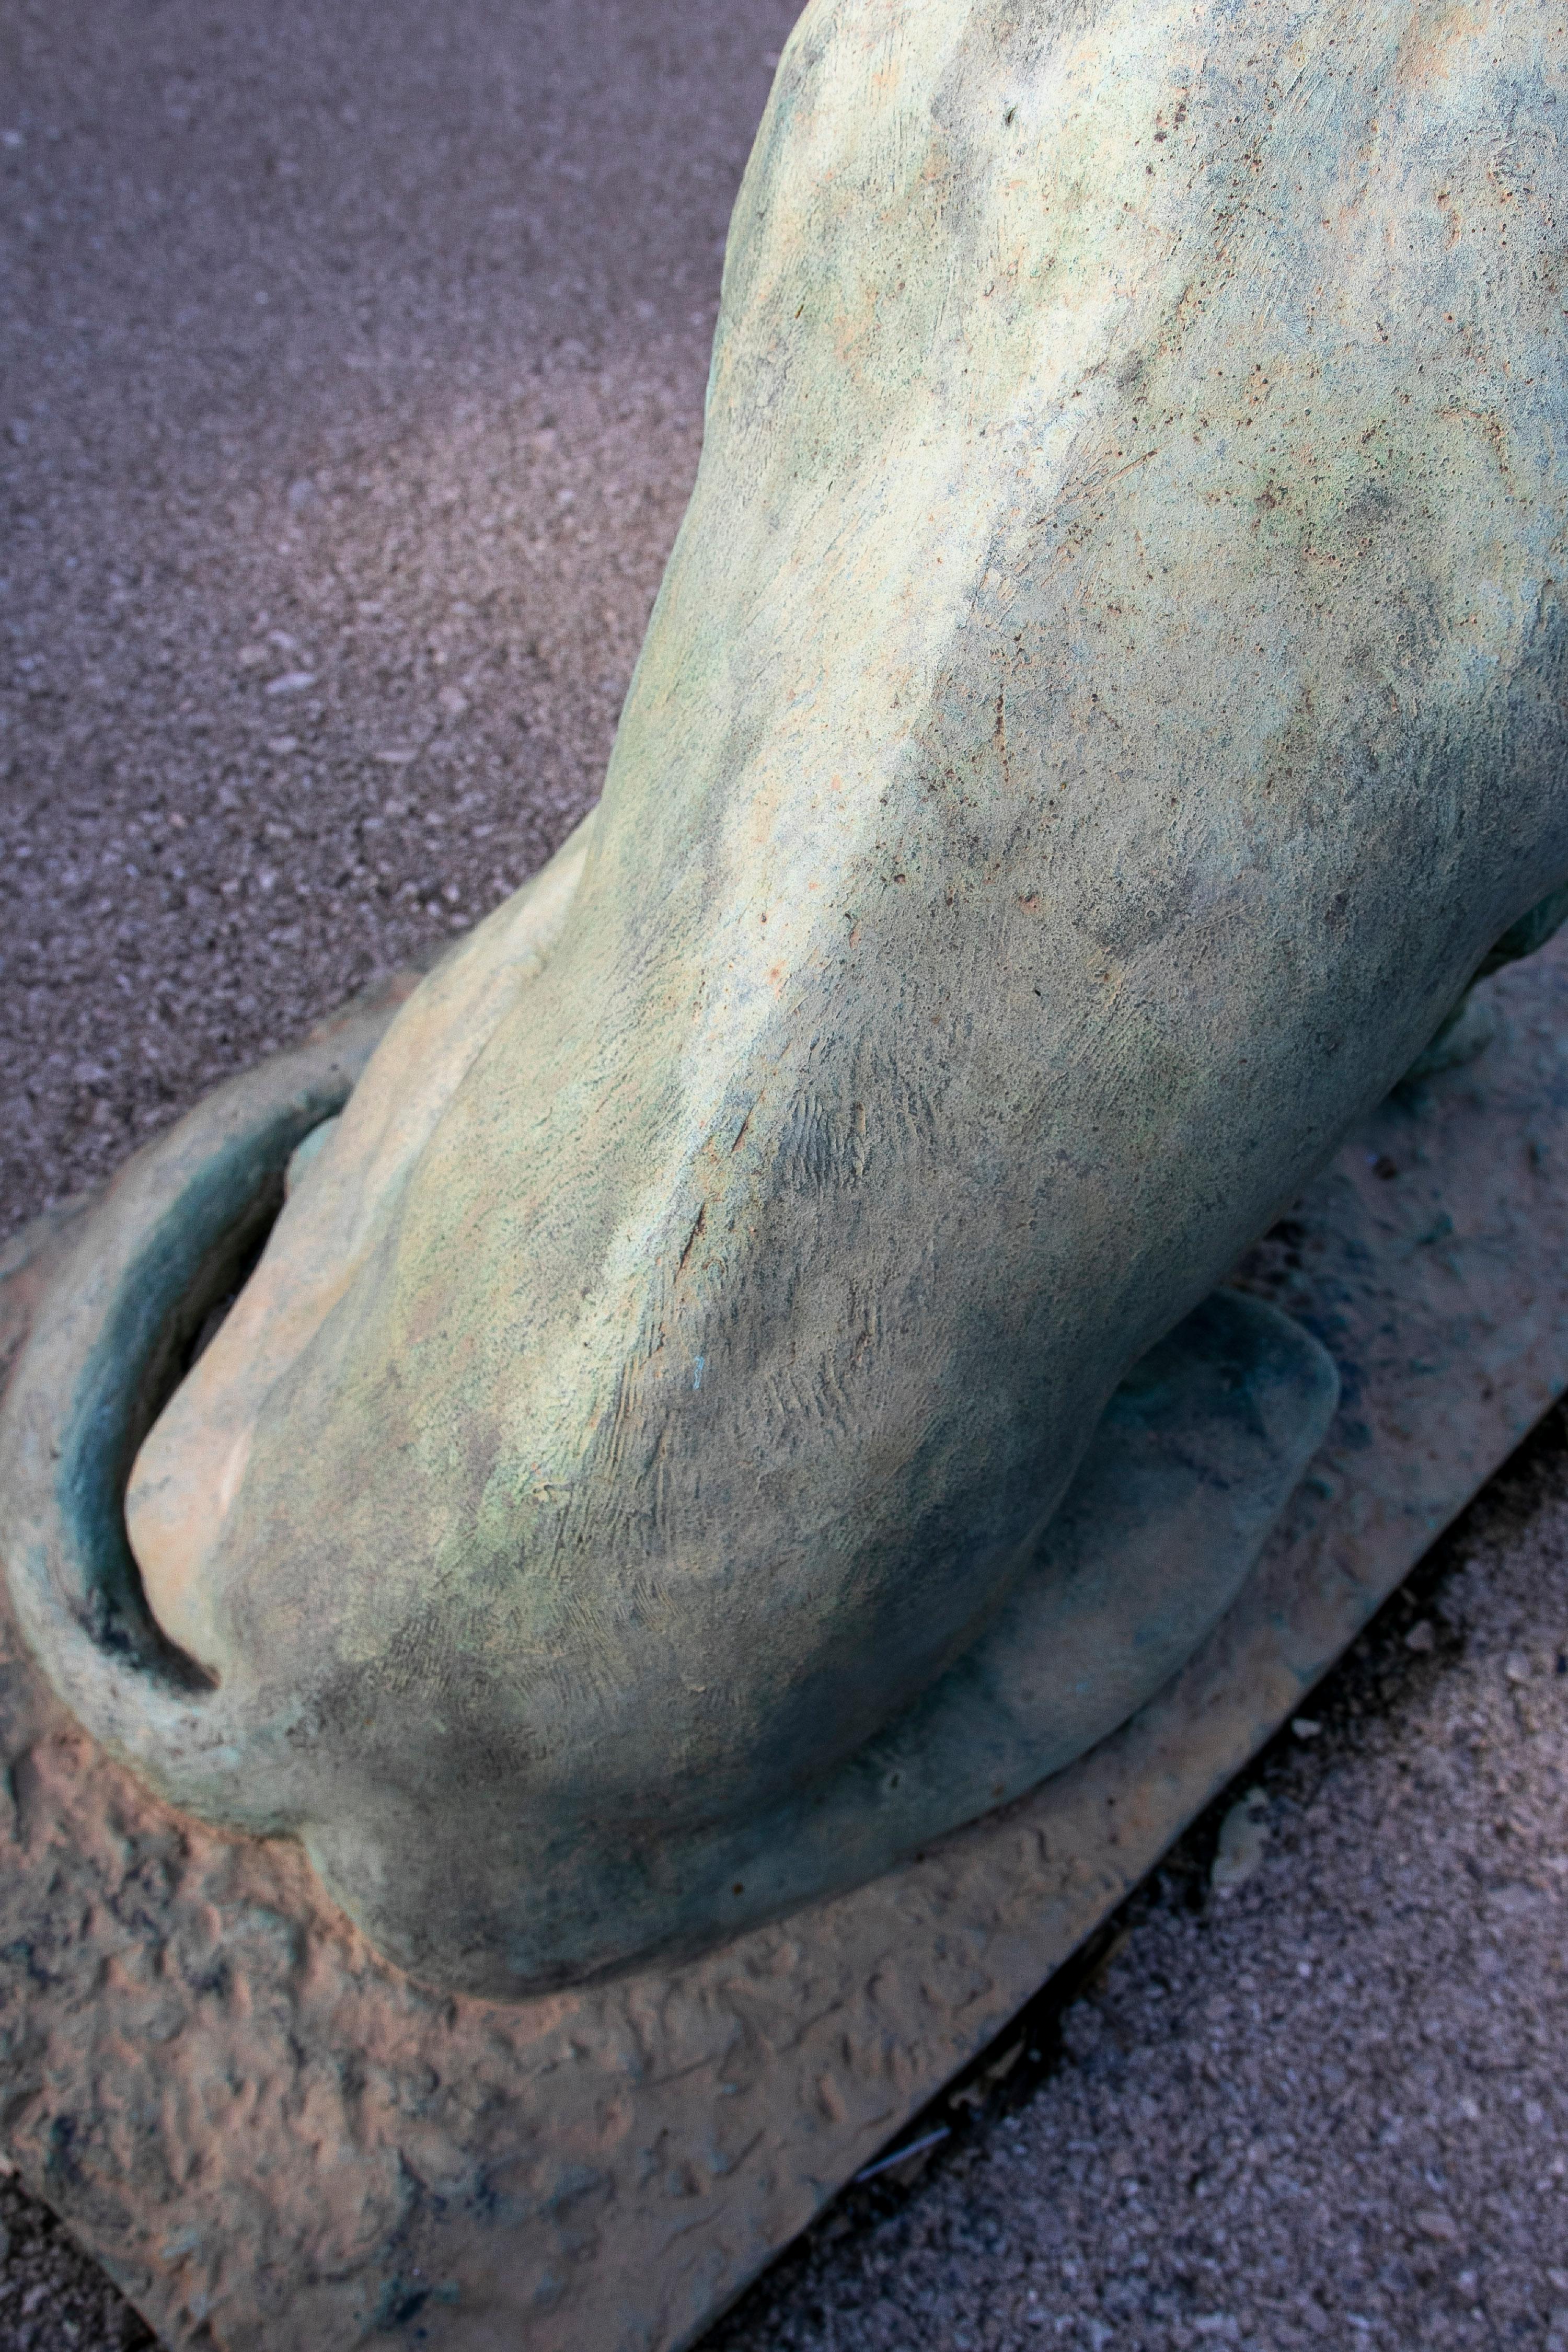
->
3, 0, 1567, 1996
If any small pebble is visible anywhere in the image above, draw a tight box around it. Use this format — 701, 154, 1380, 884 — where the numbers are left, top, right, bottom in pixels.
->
1210, 1791, 1270, 1889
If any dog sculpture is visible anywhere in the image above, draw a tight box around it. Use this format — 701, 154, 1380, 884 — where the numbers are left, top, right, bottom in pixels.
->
4, 0, 1565, 1993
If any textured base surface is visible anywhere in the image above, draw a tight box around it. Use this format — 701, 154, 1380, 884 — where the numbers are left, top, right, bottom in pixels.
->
1, 941, 1566, 2352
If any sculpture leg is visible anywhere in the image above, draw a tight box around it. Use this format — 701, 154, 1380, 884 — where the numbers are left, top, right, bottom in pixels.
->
298, 1285, 1336, 1988
5, 0, 1567, 1999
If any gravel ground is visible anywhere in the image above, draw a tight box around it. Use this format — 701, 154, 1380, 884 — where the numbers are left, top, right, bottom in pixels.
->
0, 0, 793, 1237
710, 1421, 1568, 2352
1, 3, 1565, 2348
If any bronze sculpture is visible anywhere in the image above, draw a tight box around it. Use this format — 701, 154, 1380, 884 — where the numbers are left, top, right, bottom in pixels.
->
3, 0, 1565, 1999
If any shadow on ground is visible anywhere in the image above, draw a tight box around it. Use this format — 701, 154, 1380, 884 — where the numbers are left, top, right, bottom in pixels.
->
708, 1404, 1568, 2352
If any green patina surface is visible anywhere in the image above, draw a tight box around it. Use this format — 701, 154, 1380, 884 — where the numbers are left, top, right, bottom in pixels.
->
2, 0, 1566, 1996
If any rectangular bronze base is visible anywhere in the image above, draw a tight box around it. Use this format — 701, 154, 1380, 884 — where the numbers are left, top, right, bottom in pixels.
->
1, 941, 1564, 2352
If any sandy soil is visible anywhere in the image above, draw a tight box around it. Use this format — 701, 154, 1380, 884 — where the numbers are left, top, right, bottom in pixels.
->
1, 2, 1564, 2347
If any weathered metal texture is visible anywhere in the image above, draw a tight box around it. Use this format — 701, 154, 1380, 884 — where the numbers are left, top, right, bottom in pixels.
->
8, 0, 1558, 1999
0, 937, 1564, 2352
0, 953, 1341, 1994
